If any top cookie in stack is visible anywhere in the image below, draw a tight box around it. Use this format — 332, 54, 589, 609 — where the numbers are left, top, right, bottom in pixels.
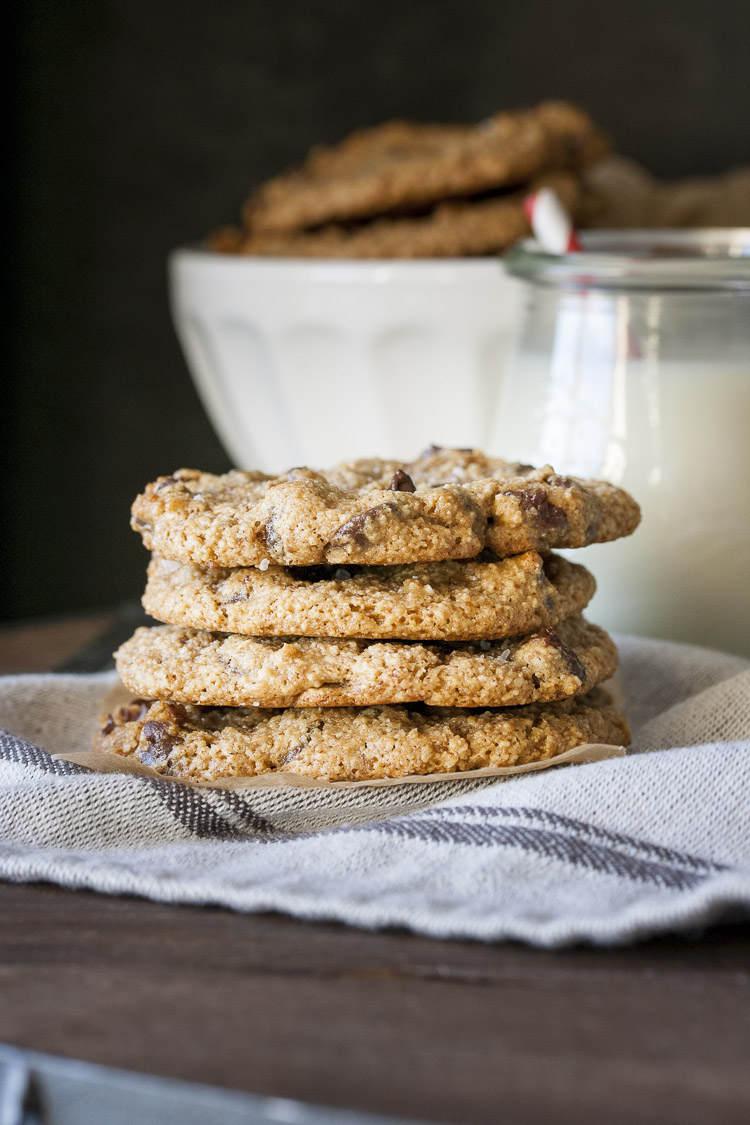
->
209, 101, 609, 259
130, 447, 638, 567
97, 449, 638, 783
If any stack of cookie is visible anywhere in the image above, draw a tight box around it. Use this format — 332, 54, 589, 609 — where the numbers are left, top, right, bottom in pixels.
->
209, 101, 608, 259
96, 448, 639, 783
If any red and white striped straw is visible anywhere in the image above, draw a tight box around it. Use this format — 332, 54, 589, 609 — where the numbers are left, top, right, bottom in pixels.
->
522, 188, 644, 356
523, 188, 582, 253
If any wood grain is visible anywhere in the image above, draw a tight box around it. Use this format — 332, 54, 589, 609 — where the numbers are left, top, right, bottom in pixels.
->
0, 882, 749, 1125
0, 613, 117, 675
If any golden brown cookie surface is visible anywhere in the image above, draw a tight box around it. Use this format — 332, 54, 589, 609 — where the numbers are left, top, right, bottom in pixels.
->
115, 615, 616, 709
95, 688, 629, 783
142, 551, 595, 642
131, 448, 640, 569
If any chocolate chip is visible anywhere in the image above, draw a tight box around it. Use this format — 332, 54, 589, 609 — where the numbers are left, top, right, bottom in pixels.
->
141, 720, 176, 765
559, 643, 587, 683
132, 516, 151, 531
537, 626, 586, 682
531, 673, 541, 689
263, 516, 283, 557
513, 462, 535, 474
155, 476, 178, 490
510, 487, 546, 511
117, 699, 150, 724
281, 743, 306, 766
281, 721, 323, 766
390, 469, 416, 493
421, 444, 443, 456
503, 487, 567, 530
101, 715, 115, 735
329, 502, 399, 550
164, 702, 187, 722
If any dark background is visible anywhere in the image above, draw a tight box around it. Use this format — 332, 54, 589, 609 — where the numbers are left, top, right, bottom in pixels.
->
5, 0, 750, 622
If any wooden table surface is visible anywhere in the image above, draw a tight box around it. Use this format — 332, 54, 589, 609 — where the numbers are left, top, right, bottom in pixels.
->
1, 613, 749, 1125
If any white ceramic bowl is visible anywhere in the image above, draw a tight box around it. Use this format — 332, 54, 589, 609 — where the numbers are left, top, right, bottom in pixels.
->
168, 249, 524, 472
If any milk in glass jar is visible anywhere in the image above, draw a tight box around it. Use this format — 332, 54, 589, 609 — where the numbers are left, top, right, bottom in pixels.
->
493, 230, 750, 656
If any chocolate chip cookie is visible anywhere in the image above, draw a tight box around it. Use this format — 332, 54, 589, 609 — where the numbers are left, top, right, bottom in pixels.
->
222, 172, 581, 259
243, 101, 608, 235
143, 551, 595, 642
94, 687, 629, 783
115, 615, 616, 709
131, 448, 640, 568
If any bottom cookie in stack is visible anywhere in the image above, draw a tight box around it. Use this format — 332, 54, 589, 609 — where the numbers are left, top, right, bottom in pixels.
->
96, 690, 628, 784
98, 610, 629, 782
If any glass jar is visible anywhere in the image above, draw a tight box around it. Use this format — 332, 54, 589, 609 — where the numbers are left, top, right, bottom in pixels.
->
495, 230, 750, 656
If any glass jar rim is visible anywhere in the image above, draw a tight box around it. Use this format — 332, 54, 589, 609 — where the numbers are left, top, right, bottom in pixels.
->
504, 228, 750, 291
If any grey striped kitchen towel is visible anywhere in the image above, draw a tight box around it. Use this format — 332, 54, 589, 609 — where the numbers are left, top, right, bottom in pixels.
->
0, 634, 749, 946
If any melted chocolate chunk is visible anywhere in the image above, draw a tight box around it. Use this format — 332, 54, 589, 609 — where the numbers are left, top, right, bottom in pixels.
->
538, 626, 586, 682
117, 699, 150, 724
281, 743, 306, 766
263, 516, 283, 557
329, 501, 399, 549
140, 720, 176, 766
281, 721, 323, 767
559, 643, 587, 683
390, 469, 416, 493
504, 487, 567, 531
